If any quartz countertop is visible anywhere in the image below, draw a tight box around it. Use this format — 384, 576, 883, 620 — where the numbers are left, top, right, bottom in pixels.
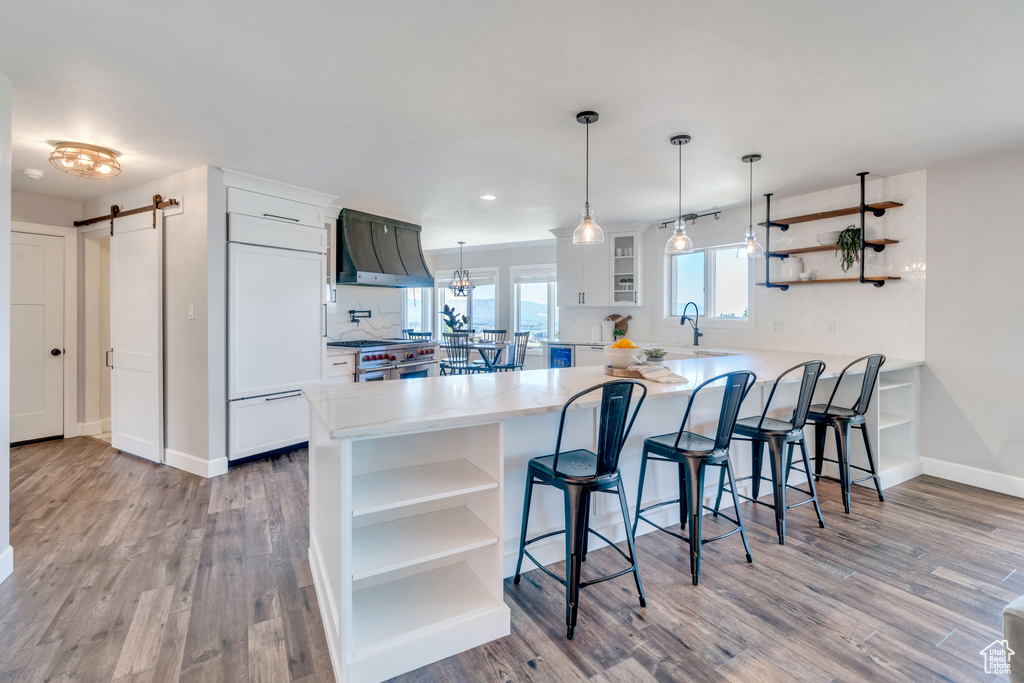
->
303, 350, 923, 440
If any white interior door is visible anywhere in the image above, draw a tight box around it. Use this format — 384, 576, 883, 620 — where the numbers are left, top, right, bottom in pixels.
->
111, 212, 163, 462
10, 232, 64, 443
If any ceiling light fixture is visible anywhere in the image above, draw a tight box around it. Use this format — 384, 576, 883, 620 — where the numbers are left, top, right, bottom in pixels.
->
572, 111, 603, 245
665, 134, 694, 255
49, 142, 121, 179
447, 241, 475, 297
738, 154, 765, 259
480, 194, 497, 200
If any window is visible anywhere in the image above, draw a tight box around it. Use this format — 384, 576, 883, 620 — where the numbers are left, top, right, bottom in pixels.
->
403, 287, 432, 333
511, 265, 558, 342
435, 268, 498, 333
668, 245, 750, 321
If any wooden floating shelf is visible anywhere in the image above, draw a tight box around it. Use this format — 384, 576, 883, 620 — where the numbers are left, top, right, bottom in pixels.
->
758, 201, 903, 227
769, 239, 898, 257
762, 276, 901, 286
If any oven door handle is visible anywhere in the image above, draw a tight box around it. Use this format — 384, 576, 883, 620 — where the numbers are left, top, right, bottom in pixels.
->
395, 360, 436, 369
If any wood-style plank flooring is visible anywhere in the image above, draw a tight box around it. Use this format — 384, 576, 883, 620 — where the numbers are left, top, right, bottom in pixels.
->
2, 437, 1021, 682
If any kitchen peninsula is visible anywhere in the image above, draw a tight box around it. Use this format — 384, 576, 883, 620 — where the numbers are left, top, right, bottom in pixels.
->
303, 350, 923, 682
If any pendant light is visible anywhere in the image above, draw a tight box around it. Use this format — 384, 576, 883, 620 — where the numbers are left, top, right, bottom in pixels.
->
738, 154, 765, 259
665, 134, 694, 255
572, 111, 604, 245
447, 241, 475, 297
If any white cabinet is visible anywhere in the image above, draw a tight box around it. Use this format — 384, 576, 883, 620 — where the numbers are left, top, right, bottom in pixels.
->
228, 213, 327, 253
555, 236, 610, 307
229, 392, 309, 460
574, 344, 608, 367
227, 187, 324, 228
555, 230, 640, 307
325, 347, 355, 383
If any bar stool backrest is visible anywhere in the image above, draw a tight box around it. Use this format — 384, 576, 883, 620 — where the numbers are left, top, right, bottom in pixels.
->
552, 380, 648, 477
481, 329, 508, 343
674, 371, 757, 451
510, 331, 530, 367
409, 332, 432, 340
442, 333, 472, 364
823, 354, 886, 416
755, 361, 826, 431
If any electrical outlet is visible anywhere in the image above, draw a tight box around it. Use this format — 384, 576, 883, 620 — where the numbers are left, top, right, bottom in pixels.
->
772, 321, 784, 332
188, 305, 194, 320
827, 321, 836, 334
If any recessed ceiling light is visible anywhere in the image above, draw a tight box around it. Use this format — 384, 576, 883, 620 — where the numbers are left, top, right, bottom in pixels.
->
479, 194, 497, 200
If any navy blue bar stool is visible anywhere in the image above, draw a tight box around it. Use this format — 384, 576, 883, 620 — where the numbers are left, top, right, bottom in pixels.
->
720, 361, 826, 544
806, 354, 886, 513
513, 380, 648, 640
633, 371, 756, 586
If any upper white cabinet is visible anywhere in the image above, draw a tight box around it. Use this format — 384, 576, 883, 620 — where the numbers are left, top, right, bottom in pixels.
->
228, 213, 327, 253
554, 228, 642, 307
227, 187, 324, 228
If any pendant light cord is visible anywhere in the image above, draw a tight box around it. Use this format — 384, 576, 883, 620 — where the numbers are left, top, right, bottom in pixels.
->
678, 140, 683, 222
748, 159, 753, 229
585, 121, 590, 208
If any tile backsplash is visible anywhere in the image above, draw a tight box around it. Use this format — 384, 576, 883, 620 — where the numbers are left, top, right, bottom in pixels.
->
327, 285, 404, 341
560, 170, 927, 359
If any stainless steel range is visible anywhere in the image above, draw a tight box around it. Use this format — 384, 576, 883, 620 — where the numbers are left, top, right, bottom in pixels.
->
327, 339, 439, 382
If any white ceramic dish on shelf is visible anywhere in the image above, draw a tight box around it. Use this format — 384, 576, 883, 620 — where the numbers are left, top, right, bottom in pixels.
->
817, 230, 841, 246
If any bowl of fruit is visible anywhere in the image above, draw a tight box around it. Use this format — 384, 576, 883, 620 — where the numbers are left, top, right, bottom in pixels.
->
605, 338, 644, 369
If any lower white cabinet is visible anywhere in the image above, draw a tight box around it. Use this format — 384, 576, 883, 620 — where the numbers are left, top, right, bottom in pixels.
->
574, 344, 608, 367
325, 348, 355, 383
228, 391, 309, 461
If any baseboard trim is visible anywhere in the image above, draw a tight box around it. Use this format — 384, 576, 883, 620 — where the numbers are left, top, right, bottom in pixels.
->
78, 421, 102, 436
0, 545, 13, 585
922, 458, 1024, 499
165, 448, 229, 479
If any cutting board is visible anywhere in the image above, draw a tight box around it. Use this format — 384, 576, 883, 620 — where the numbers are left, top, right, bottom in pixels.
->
605, 314, 632, 336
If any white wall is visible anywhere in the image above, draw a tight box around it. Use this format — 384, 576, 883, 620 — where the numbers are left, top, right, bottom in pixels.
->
425, 240, 556, 333
82, 166, 220, 472
11, 191, 83, 227
559, 171, 927, 360
923, 148, 1024, 487
0, 72, 13, 583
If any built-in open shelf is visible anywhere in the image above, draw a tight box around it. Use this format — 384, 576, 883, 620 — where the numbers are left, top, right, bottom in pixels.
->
762, 276, 901, 287
352, 507, 497, 580
352, 459, 498, 517
879, 378, 914, 391
769, 239, 898, 258
352, 562, 498, 655
758, 201, 903, 227
879, 413, 913, 429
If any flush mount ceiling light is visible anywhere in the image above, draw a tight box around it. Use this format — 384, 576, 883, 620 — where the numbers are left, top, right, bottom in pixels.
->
447, 241, 475, 297
49, 142, 121, 179
479, 194, 497, 200
738, 154, 765, 259
572, 111, 604, 245
665, 134, 694, 255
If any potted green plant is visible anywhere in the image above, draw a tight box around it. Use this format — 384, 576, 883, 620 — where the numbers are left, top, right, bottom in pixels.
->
835, 224, 861, 272
644, 348, 667, 365
441, 304, 468, 333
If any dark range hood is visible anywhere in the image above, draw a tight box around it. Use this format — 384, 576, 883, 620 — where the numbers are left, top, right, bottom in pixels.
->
335, 208, 434, 287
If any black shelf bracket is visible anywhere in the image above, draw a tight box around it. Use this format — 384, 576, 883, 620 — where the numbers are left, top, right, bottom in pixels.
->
763, 194, 789, 290
856, 172, 887, 287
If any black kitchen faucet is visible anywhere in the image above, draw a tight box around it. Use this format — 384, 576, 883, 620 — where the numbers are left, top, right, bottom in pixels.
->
680, 301, 703, 346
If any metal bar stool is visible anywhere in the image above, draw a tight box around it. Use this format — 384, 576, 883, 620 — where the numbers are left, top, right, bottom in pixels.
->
806, 354, 886, 514
513, 380, 648, 640
718, 361, 826, 544
633, 371, 756, 586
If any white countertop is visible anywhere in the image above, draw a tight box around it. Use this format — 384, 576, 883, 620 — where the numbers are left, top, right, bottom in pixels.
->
303, 350, 923, 440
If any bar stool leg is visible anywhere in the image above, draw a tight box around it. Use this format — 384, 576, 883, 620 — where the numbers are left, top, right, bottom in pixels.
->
513, 475, 535, 584
682, 457, 706, 586
712, 465, 727, 517
724, 457, 754, 564
765, 434, 787, 544
564, 486, 589, 639
581, 493, 591, 563
798, 439, 826, 529
860, 425, 885, 502
834, 420, 852, 514
633, 449, 649, 536
814, 422, 827, 481
678, 464, 687, 530
751, 439, 765, 499
615, 477, 646, 608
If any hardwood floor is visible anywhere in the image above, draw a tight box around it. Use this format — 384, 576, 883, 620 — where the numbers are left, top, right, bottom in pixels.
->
2, 438, 1021, 682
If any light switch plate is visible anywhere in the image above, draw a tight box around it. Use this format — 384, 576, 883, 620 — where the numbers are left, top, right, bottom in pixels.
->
772, 321, 784, 332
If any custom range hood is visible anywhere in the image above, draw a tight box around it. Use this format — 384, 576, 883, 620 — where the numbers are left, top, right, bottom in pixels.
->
335, 208, 434, 287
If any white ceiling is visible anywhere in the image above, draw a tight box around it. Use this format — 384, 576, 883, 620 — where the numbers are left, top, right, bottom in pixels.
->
2, 1, 1023, 249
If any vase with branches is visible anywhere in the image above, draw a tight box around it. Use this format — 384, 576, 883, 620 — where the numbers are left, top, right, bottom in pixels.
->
441, 304, 469, 333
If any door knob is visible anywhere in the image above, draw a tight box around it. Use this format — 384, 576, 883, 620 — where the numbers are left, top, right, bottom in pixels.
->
50, 348, 62, 356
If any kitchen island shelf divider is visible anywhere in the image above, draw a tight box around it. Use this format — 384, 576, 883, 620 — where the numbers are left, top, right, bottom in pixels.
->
762, 172, 902, 290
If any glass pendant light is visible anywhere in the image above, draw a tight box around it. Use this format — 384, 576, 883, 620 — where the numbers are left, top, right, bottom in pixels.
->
572, 111, 604, 245
665, 134, 694, 255
447, 241, 475, 297
738, 154, 765, 259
